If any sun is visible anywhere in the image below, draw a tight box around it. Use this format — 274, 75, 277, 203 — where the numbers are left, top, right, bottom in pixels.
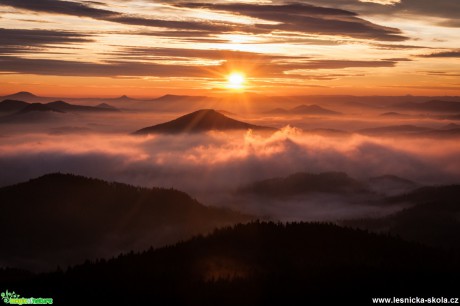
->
227, 72, 246, 89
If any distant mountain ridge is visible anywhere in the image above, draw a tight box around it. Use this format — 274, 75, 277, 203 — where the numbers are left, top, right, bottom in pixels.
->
0, 99, 119, 114
18, 103, 66, 114
394, 100, 460, 113
134, 109, 276, 134
267, 104, 341, 116
0, 99, 29, 112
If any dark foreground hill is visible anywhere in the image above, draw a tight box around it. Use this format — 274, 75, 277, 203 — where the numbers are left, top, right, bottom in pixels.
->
1, 222, 459, 305
134, 109, 276, 134
0, 174, 249, 271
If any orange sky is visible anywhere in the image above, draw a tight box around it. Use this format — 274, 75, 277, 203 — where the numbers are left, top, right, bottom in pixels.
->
1, 0, 459, 97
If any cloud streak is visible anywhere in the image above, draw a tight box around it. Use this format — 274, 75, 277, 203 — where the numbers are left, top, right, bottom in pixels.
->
0, 55, 400, 77
0, 28, 92, 55
175, 2, 407, 41
419, 50, 460, 58
1, 0, 407, 41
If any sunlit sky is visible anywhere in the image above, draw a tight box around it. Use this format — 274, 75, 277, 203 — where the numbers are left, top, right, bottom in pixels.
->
1, 0, 459, 97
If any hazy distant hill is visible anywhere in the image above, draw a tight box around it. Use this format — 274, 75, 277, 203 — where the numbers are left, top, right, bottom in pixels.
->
0, 174, 249, 271
267, 104, 341, 116
152, 94, 209, 103
394, 100, 460, 113
0, 99, 119, 115
303, 128, 351, 137
0, 91, 46, 103
367, 175, 418, 196
3, 222, 458, 305
47, 101, 119, 112
343, 185, 460, 248
238, 172, 422, 199
0, 103, 71, 124
238, 172, 369, 197
134, 109, 276, 134
357, 124, 460, 138
291, 104, 341, 115
357, 125, 431, 136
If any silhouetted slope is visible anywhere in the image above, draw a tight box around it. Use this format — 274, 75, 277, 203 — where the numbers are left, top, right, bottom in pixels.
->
2, 222, 459, 305
367, 175, 418, 196
343, 185, 460, 248
134, 109, 276, 134
0, 174, 249, 271
0, 100, 29, 113
17, 103, 65, 114
238, 172, 368, 197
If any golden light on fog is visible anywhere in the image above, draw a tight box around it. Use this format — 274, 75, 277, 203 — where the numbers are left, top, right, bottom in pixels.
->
227, 72, 246, 89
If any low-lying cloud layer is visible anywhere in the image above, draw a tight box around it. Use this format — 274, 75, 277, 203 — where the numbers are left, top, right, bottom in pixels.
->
1, 128, 459, 220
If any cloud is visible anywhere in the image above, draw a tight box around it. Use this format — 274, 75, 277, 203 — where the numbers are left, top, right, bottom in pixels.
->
271, 0, 460, 27
110, 47, 298, 61
372, 43, 430, 50
1, 0, 407, 41
0, 128, 459, 199
0, 28, 92, 55
0, 55, 210, 77
174, 2, 407, 41
285, 60, 397, 70
418, 50, 460, 58
0, 53, 401, 77
0, 0, 238, 33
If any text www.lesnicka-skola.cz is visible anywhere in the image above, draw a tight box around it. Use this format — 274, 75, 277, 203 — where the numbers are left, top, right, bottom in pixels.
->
372, 297, 459, 304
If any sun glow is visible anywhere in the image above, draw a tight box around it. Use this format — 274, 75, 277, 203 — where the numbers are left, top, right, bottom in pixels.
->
227, 72, 246, 89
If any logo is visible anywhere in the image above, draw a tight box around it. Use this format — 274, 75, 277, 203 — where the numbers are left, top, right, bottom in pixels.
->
1, 290, 53, 305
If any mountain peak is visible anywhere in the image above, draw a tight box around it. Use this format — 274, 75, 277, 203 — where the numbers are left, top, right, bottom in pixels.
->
48, 100, 69, 106
14, 91, 36, 97
134, 109, 276, 134
96, 103, 117, 109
